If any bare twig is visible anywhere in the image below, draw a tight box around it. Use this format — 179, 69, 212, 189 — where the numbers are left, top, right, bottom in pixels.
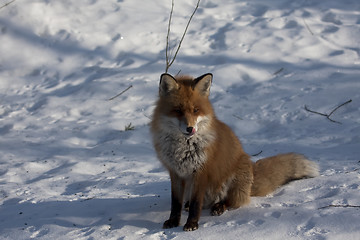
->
304, 105, 328, 117
165, 0, 201, 73
273, 67, 284, 76
318, 204, 360, 210
165, 0, 175, 72
328, 99, 352, 117
175, 69, 182, 76
304, 99, 352, 124
143, 113, 152, 120
108, 85, 133, 101
0, 0, 15, 10
232, 114, 243, 120
302, 18, 314, 36
252, 150, 263, 157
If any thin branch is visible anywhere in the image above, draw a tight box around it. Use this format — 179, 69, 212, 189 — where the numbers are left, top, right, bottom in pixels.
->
273, 67, 284, 76
304, 99, 352, 124
165, 0, 201, 73
0, 0, 15, 10
175, 69, 182, 76
108, 85, 133, 101
168, 0, 200, 68
328, 99, 352, 118
304, 105, 328, 117
232, 114, 243, 120
252, 150, 263, 157
143, 113, 152, 120
165, 0, 175, 72
302, 18, 314, 36
318, 204, 360, 210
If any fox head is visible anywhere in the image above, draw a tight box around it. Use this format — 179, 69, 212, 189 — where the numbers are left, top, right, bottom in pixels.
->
155, 73, 214, 137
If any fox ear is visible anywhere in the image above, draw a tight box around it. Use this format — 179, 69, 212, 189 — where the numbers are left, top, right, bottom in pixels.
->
159, 73, 179, 96
194, 73, 212, 96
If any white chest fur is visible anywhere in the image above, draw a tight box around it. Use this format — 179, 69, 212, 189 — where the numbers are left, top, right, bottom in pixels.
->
153, 116, 214, 178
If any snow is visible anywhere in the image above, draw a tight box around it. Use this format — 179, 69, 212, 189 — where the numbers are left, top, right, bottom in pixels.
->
0, 0, 359, 239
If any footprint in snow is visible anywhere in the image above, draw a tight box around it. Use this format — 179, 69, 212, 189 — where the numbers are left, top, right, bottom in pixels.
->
249, 219, 265, 227
264, 211, 281, 219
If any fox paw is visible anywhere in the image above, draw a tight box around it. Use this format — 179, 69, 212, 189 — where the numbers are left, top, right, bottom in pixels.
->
163, 218, 180, 229
183, 221, 199, 231
211, 202, 226, 216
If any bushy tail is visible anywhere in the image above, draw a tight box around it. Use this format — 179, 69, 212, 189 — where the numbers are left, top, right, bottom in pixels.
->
251, 153, 319, 196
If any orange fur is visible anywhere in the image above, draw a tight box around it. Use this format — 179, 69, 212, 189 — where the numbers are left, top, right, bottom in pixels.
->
150, 73, 319, 231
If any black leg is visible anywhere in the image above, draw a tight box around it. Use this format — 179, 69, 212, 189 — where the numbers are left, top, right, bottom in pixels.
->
163, 173, 184, 229
163, 191, 183, 228
183, 198, 201, 231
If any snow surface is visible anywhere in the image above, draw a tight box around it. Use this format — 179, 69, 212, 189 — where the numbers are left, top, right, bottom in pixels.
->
0, 0, 359, 239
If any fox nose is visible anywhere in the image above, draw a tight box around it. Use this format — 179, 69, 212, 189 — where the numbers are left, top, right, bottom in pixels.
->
186, 127, 196, 135
186, 127, 193, 133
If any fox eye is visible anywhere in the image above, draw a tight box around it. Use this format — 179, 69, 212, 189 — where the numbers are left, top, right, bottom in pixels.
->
173, 108, 182, 114
194, 108, 199, 113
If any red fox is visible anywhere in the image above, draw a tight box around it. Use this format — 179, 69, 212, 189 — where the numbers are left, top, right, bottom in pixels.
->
150, 73, 319, 231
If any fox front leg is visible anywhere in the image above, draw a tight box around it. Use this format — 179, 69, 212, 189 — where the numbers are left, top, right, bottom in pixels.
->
163, 173, 185, 229
183, 198, 202, 231
183, 176, 206, 231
